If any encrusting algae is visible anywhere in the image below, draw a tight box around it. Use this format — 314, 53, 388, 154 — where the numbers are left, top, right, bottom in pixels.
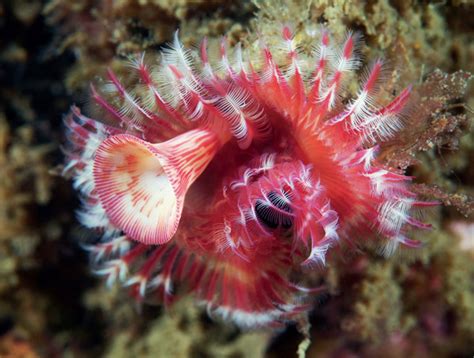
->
0, 0, 473, 357
43, 0, 254, 93
0, 113, 52, 289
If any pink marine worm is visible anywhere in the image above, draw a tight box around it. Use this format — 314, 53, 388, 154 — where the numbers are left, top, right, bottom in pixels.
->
63, 27, 435, 328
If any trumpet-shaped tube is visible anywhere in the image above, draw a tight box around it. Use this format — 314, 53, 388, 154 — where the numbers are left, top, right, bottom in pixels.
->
93, 128, 222, 244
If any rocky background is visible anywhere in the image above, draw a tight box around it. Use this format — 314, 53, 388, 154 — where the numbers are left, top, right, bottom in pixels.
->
0, 0, 472, 357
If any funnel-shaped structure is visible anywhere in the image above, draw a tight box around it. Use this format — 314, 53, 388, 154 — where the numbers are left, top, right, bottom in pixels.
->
93, 128, 221, 244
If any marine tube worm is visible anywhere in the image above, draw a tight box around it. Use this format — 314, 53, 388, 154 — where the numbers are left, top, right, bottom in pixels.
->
63, 27, 435, 328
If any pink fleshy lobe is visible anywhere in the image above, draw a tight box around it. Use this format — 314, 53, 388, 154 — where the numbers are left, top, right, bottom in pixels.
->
63, 28, 434, 328
449, 221, 474, 254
